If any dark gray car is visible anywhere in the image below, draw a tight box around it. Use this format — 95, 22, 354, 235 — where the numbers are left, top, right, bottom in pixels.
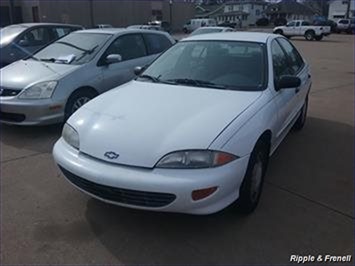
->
0, 23, 83, 68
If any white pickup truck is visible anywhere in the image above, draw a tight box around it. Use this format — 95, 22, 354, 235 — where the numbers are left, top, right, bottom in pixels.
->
273, 20, 331, 41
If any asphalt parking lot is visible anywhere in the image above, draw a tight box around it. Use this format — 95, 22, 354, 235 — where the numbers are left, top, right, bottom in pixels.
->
1, 33, 354, 265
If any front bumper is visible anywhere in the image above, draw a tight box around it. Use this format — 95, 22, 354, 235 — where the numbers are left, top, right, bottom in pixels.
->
0, 96, 65, 125
53, 138, 250, 215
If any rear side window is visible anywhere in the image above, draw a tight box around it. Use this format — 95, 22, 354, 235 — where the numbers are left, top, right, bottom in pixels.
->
277, 38, 304, 74
54, 27, 77, 38
301, 21, 310, 26
143, 33, 172, 55
105, 34, 147, 61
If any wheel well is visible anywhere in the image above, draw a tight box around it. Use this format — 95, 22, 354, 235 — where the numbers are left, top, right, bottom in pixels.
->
69, 86, 99, 99
257, 130, 272, 152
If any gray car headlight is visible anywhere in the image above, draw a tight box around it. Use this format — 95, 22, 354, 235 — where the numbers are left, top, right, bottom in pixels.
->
19, 81, 57, 99
62, 123, 80, 150
156, 150, 237, 169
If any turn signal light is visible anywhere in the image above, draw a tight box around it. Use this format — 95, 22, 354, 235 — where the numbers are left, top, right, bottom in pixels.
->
192, 186, 218, 201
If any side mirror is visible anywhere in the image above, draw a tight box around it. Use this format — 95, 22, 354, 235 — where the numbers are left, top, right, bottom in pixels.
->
276, 75, 301, 90
18, 39, 30, 47
106, 54, 122, 64
134, 66, 144, 76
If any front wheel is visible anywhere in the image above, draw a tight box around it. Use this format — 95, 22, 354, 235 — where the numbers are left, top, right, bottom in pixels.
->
305, 31, 315, 41
237, 140, 269, 214
65, 89, 97, 121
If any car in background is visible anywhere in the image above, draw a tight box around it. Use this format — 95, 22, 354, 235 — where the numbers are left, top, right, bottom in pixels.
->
190, 26, 234, 36
0, 28, 175, 125
148, 20, 171, 32
218, 21, 237, 28
0, 23, 83, 68
95, 24, 113, 29
127, 25, 163, 31
53, 32, 311, 215
273, 20, 331, 41
183, 18, 217, 33
313, 19, 337, 33
336, 18, 355, 34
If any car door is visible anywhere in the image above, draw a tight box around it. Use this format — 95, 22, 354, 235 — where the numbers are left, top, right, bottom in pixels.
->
277, 38, 311, 111
271, 39, 300, 141
99, 33, 149, 92
284, 21, 296, 35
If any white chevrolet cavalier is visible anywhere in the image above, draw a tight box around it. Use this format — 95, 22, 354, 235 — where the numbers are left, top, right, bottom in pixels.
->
53, 32, 311, 214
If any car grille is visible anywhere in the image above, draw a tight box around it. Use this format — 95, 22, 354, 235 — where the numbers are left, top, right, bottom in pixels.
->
0, 111, 26, 122
0, 87, 21, 97
59, 166, 176, 208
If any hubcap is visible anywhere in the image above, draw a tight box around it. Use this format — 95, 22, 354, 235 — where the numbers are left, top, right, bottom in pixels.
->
250, 154, 263, 202
72, 96, 91, 113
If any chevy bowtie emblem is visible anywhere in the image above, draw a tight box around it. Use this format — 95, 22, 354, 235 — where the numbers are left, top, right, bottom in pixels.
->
104, 151, 119, 160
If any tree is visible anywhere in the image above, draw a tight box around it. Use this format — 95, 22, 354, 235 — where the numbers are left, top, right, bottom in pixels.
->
299, 0, 331, 17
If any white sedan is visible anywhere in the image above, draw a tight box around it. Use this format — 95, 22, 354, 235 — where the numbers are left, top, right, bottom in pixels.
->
53, 32, 311, 215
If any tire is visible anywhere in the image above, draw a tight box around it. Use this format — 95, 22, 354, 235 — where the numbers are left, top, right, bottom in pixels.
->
293, 96, 308, 131
64, 89, 97, 121
237, 139, 270, 214
314, 35, 323, 41
274, 29, 283, 35
305, 30, 315, 41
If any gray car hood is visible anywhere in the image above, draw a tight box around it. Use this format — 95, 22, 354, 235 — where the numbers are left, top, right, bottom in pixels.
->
0, 60, 80, 90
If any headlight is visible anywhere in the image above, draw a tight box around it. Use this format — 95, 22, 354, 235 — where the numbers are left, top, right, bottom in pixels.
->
156, 150, 237, 169
19, 81, 57, 99
62, 123, 80, 150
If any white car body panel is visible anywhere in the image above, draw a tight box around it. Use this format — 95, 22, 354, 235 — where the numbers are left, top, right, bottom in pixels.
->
68, 80, 262, 168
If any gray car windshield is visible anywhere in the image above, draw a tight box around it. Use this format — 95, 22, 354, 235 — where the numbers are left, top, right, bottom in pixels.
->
0, 25, 27, 46
34, 33, 111, 65
140, 40, 267, 91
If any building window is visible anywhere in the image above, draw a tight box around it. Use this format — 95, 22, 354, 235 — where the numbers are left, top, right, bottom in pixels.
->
256, 9, 260, 16
251, 4, 254, 10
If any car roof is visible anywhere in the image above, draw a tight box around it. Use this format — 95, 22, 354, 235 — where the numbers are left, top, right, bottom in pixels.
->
183, 32, 274, 43
75, 28, 167, 35
12, 23, 82, 28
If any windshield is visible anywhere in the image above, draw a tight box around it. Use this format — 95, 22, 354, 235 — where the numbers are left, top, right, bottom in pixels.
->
191, 28, 223, 36
139, 40, 267, 91
34, 32, 111, 65
0, 25, 27, 46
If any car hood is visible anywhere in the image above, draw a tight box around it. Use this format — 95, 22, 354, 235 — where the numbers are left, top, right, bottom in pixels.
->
0, 60, 80, 90
69, 81, 263, 168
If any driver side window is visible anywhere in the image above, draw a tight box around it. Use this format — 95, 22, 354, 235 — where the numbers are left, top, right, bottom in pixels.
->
271, 40, 293, 80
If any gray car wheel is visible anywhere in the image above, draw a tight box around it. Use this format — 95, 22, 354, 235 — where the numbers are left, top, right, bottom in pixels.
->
65, 89, 97, 121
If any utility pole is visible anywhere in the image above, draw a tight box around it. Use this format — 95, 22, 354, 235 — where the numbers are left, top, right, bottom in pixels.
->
346, 0, 351, 18
9, 0, 14, 24
89, 0, 95, 28
169, 0, 173, 32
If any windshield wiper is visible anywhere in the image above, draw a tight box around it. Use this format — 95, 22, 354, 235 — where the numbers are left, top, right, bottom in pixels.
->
138, 74, 161, 83
56, 41, 91, 53
166, 78, 228, 90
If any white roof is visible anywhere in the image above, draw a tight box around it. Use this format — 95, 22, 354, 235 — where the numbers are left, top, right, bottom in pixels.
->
183, 31, 275, 43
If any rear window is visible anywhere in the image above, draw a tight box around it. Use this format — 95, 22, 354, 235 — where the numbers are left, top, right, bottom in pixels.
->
143, 33, 172, 55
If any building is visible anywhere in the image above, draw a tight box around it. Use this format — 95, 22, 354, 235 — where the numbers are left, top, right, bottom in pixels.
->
265, 0, 317, 24
328, 0, 355, 20
196, 0, 268, 27
219, 0, 268, 26
0, 0, 196, 31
